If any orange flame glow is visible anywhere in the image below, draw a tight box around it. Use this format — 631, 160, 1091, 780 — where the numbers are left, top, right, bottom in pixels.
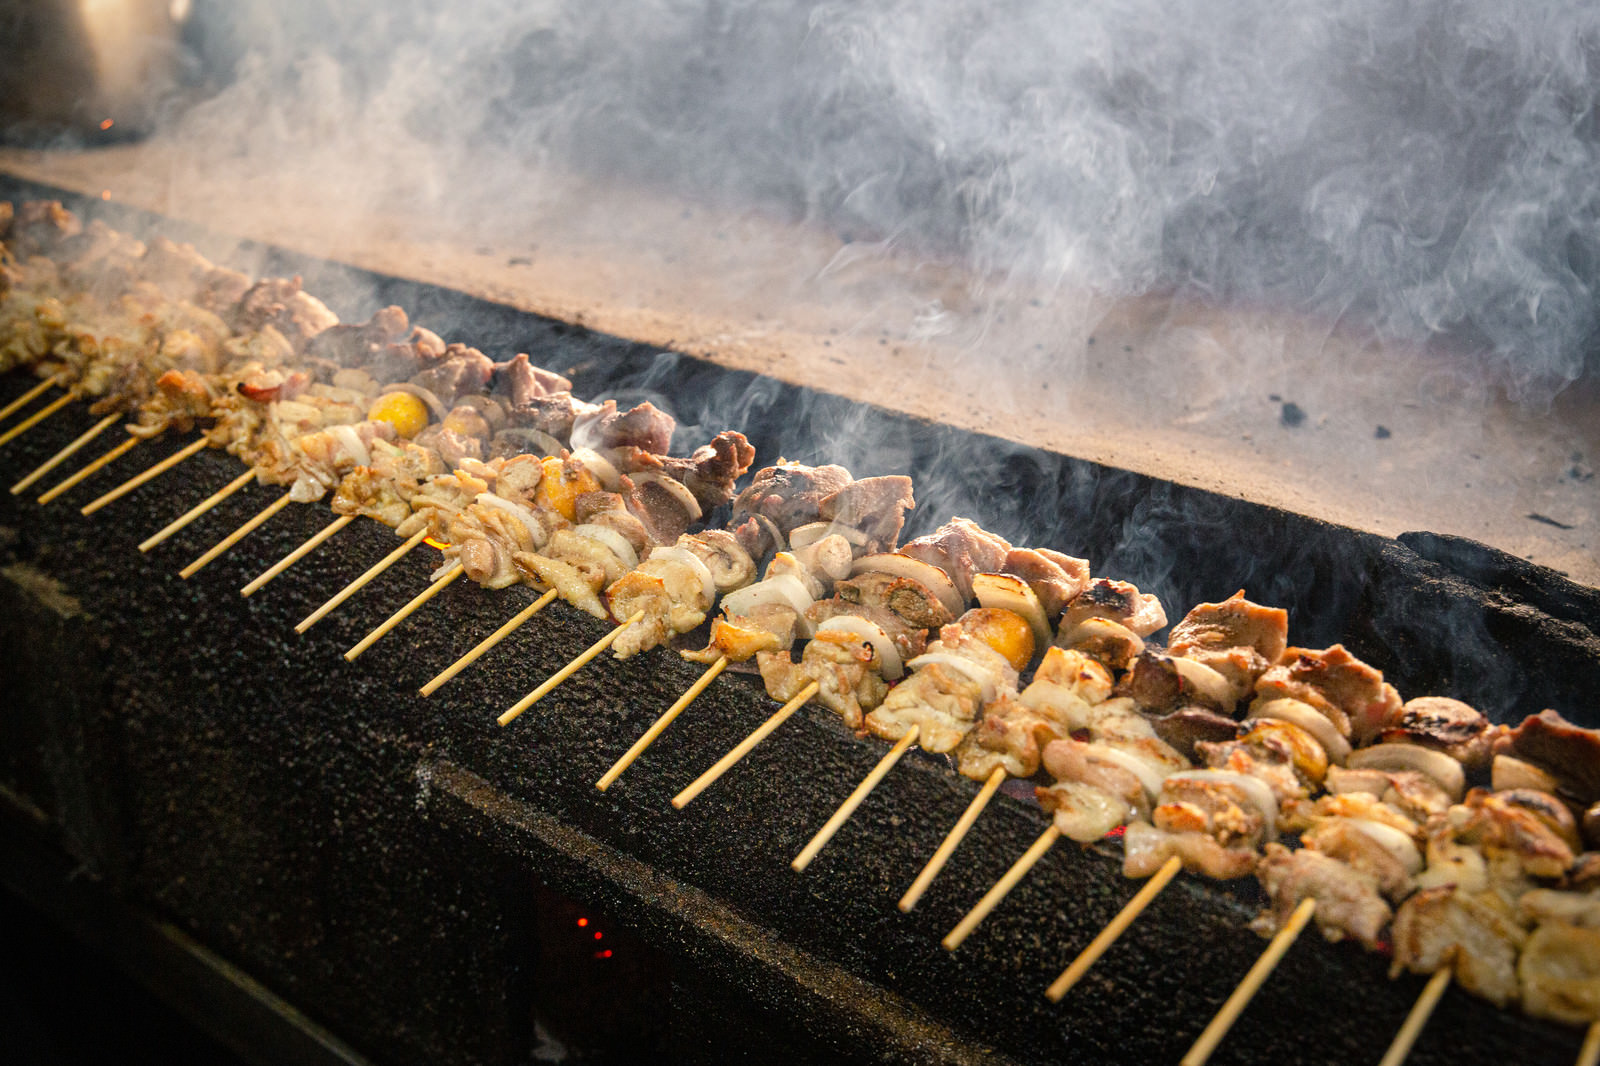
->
424, 536, 451, 551
99, 119, 114, 130
100, 190, 111, 201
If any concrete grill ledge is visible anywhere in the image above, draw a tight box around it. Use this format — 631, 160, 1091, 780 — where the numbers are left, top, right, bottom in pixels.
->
0, 186, 1598, 1065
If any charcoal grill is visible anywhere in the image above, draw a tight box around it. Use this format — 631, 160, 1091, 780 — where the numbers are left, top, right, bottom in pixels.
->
1, 176, 1597, 1066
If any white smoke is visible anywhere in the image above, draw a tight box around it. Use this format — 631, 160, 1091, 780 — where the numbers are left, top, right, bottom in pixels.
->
162, 0, 1600, 399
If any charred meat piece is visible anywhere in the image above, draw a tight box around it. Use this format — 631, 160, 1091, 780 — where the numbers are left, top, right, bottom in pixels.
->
1145, 707, 1242, 763
817, 475, 916, 553
899, 518, 1011, 604
1382, 696, 1497, 771
1439, 788, 1578, 881
1060, 578, 1168, 639
1493, 710, 1600, 809
732, 462, 855, 537
1166, 590, 1288, 702
509, 391, 602, 443
1252, 843, 1392, 949
1119, 649, 1233, 715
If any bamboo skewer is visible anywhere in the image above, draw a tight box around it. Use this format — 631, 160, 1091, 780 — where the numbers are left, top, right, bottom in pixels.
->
294, 527, 430, 634
497, 610, 648, 726
942, 824, 1064, 951
1045, 853, 1183, 1001
138, 468, 257, 552
1377, 967, 1452, 1066
241, 514, 354, 597
420, 589, 559, 696
899, 766, 1008, 912
1579, 1022, 1600, 1066
344, 563, 465, 661
81, 436, 207, 515
34, 430, 139, 503
793, 726, 919, 872
671, 680, 820, 809
12, 414, 120, 494
179, 492, 294, 579
0, 376, 66, 424
0, 392, 74, 447
1179, 896, 1318, 1066
596, 655, 728, 791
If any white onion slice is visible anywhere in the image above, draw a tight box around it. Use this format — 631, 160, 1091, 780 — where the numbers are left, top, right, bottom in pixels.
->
1342, 818, 1425, 875
1248, 697, 1351, 764
905, 651, 1001, 703
852, 553, 964, 619
721, 575, 815, 636
474, 492, 546, 546
816, 615, 903, 680
1490, 753, 1560, 794
646, 545, 716, 607
630, 471, 702, 521
1087, 743, 1166, 803
573, 523, 639, 571
330, 423, 370, 468
789, 521, 869, 549
1165, 769, 1280, 832
972, 573, 1051, 653
570, 447, 622, 491
1168, 656, 1237, 713
1347, 742, 1466, 801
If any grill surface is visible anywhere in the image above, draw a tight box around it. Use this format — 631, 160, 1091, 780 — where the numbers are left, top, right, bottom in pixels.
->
1, 176, 1597, 1065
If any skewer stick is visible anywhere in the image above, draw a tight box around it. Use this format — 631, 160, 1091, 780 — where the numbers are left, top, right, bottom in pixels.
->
596, 655, 728, 791
179, 492, 294, 579
294, 527, 430, 634
0, 376, 66, 424
345, 563, 465, 661
1377, 967, 1452, 1066
0, 393, 74, 447
35, 430, 140, 503
1045, 853, 1183, 1001
1579, 1021, 1600, 1066
497, 610, 647, 726
81, 436, 207, 515
942, 824, 1064, 950
793, 725, 919, 872
899, 766, 1007, 912
137, 468, 257, 552
12, 415, 120, 494
421, 588, 559, 696
1179, 896, 1317, 1066
241, 514, 354, 597
671, 680, 820, 809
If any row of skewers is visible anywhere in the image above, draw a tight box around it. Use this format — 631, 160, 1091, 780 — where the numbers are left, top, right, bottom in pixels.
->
2, 197, 1598, 1065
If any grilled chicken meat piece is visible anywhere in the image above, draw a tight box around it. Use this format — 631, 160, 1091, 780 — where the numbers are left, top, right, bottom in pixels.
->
956, 648, 1115, 779
1254, 643, 1402, 746
1382, 696, 1498, 771
1122, 820, 1258, 881
817, 474, 916, 553
1166, 590, 1288, 702
1391, 886, 1528, 1008
1252, 842, 1392, 949
758, 628, 890, 732
1001, 547, 1090, 621
619, 429, 758, 512
732, 462, 855, 537
900, 518, 1011, 604
833, 570, 954, 631
306, 305, 411, 367
1493, 710, 1600, 809
230, 276, 338, 351
491, 352, 571, 407
867, 662, 986, 753
1060, 578, 1168, 639
1518, 922, 1600, 1025
1146, 707, 1241, 762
